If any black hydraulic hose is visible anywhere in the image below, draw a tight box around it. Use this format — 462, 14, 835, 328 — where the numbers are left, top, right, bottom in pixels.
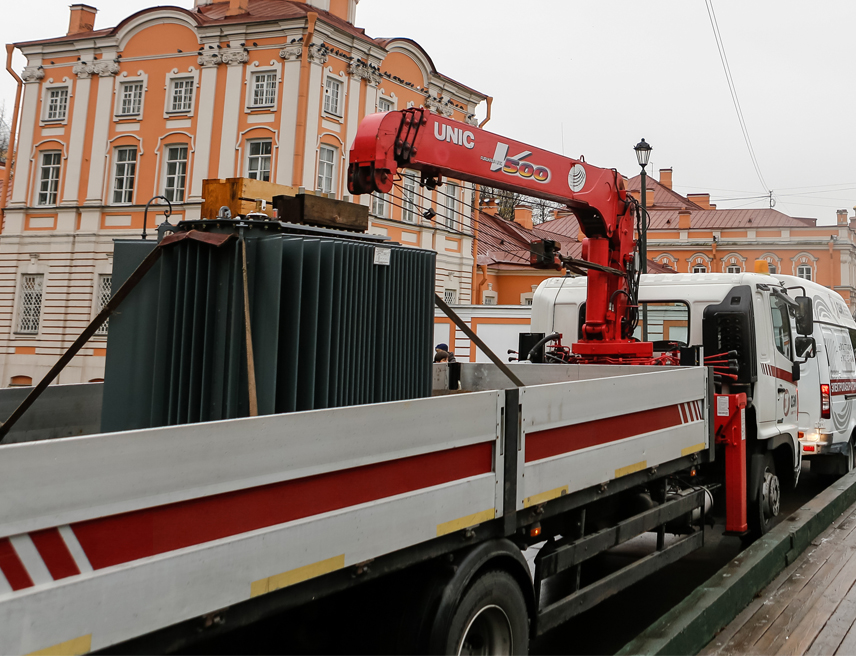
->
528, 332, 561, 362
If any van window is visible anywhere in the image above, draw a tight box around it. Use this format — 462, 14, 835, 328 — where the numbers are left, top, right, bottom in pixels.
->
633, 301, 690, 345
770, 295, 792, 358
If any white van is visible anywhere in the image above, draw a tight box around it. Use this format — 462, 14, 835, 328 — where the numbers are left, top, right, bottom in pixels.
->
774, 275, 856, 473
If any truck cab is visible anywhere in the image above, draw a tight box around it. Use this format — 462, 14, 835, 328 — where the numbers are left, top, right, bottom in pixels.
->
531, 271, 816, 535
773, 274, 856, 474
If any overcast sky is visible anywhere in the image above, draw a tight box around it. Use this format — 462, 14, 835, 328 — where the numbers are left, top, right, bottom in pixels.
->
3, 0, 854, 224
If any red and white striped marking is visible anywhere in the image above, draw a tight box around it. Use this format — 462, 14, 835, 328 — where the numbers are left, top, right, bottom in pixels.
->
0, 525, 93, 592
679, 400, 704, 424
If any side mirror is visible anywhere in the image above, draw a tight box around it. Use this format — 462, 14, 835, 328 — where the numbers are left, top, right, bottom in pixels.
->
795, 296, 814, 335
795, 335, 817, 361
792, 361, 801, 382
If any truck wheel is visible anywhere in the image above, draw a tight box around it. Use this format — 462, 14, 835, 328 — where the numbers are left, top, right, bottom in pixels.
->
749, 454, 780, 537
441, 570, 529, 655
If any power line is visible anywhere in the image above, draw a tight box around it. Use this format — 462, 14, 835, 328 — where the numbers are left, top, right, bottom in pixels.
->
704, 0, 769, 194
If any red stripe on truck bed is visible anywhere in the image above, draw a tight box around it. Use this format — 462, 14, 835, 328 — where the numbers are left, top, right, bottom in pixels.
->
0, 538, 33, 591
71, 442, 493, 570
525, 404, 684, 463
30, 528, 80, 580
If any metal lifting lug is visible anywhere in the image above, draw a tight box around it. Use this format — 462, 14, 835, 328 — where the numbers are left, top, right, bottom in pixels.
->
463, 528, 476, 540
648, 466, 659, 477
351, 559, 373, 577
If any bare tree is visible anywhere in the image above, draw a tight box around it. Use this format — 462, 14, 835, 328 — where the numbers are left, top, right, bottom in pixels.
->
0, 101, 10, 163
479, 185, 564, 226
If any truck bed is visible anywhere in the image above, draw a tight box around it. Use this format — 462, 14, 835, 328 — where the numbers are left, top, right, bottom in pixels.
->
0, 364, 710, 654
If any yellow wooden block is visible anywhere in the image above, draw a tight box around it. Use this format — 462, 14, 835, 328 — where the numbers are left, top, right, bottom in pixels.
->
27, 634, 91, 656
615, 460, 647, 478
436, 508, 496, 536
523, 485, 569, 509
250, 554, 345, 598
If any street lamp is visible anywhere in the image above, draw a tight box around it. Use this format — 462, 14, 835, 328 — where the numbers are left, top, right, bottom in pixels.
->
634, 138, 652, 275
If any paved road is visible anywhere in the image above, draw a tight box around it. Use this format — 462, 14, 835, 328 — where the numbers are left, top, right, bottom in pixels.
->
183, 466, 833, 655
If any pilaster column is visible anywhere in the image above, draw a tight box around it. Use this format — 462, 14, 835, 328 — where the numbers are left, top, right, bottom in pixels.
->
189, 53, 222, 200
10, 65, 45, 206
275, 45, 303, 186
299, 42, 327, 190
83, 56, 120, 205
216, 48, 248, 179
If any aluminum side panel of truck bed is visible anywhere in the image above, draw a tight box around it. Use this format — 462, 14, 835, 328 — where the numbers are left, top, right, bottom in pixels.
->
520, 368, 709, 509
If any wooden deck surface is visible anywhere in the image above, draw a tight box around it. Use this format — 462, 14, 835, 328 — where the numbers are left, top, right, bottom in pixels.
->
701, 503, 856, 655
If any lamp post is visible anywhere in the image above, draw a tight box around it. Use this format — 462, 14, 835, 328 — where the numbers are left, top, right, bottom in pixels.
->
634, 138, 652, 342
634, 138, 652, 275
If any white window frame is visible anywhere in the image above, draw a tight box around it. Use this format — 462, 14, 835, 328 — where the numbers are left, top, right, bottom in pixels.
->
163, 68, 200, 118
249, 71, 278, 109
94, 274, 112, 336
317, 144, 337, 196
797, 264, 812, 281
114, 73, 148, 120
692, 265, 708, 274
402, 171, 418, 223
36, 150, 62, 207
163, 144, 189, 202
245, 139, 273, 182
41, 80, 71, 125
444, 183, 459, 230
768, 265, 777, 274
111, 146, 138, 205
15, 273, 45, 335
483, 292, 497, 305
372, 193, 387, 218
726, 265, 741, 274
323, 75, 343, 117
377, 95, 395, 113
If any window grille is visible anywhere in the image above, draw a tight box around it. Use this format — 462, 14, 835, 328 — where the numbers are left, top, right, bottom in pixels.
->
251, 72, 277, 107
170, 78, 194, 112
164, 145, 188, 202
318, 145, 336, 194
324, 78, 342, 115
95, 275, 112, 335
46, 87, 69, 121
119, 82, 144, 116
444, 289, 457, 305
483, 295, 496, 306
37, 152, 61, 206
17, 274, 44, 334
247, 140, 272, 181
524, 297, 533, 306
112, 147, 137, 204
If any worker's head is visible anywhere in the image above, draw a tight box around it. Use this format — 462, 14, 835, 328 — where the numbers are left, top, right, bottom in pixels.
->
435, 343, 449, 353
434, 350, 450, 363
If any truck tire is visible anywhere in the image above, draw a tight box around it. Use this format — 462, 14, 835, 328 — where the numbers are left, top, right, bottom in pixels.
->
440, 570, 529, 656
749, 453, 780, 538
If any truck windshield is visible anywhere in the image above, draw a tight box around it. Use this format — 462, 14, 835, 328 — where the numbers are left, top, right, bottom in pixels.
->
632, 302, 690, 346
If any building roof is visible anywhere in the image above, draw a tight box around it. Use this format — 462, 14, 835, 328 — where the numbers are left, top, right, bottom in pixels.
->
625, 173, 703, 211
647, 208, 816, 230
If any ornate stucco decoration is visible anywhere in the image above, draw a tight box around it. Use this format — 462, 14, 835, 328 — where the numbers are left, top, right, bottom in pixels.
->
72, 60, 120, 78
72, 62, 92, 79
221, 49, 249, 66
279, 46, 303, 61
425, 95, 453, 118
197, 51, 222, 67
307, 43, 328, 65
21, 66, 45, 83
465, 114, 478, 126
348, 60, 381, 86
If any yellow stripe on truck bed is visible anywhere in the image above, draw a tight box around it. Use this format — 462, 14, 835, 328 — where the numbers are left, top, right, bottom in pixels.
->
251, 554, 345, 598
27, 634, 92, 656
436, 509, 496, 536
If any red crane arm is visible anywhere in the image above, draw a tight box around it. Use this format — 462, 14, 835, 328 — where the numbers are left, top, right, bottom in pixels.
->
348, 108, 652, 360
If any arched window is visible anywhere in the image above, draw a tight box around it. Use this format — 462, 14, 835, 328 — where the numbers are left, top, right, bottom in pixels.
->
9, 375, 32, 387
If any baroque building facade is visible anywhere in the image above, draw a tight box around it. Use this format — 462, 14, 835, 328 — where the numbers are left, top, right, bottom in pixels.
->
0, 0, 486, 386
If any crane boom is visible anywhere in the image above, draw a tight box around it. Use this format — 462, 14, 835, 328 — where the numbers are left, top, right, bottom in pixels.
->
348, 108, 652, 360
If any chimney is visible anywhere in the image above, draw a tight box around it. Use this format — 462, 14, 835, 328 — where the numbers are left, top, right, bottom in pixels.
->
480, 198, 498, 216
678, 210, 692, 230
659, 168, 673, 190
226, 0, 249, 16
838, 209, 848, 225
68, 4, 97, 36
688, 193, 712, 210
514, 204, 533, 230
